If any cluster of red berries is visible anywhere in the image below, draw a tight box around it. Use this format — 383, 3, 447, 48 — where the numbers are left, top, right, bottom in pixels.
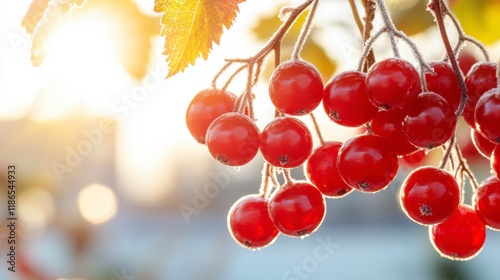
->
185, 56, 500, 260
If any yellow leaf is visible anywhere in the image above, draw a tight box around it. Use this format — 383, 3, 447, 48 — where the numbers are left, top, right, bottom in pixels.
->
154, 0, 245, 78
451, 0, 500, 45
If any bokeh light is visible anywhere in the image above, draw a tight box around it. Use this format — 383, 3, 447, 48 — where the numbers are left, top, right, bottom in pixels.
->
78, 183, 117, 224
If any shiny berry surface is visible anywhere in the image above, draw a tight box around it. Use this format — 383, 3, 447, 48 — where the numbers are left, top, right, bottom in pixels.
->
492, 145, 500, 178
206, 113, 260, 166
260, 117, 313, 168
185, 88, 236, 144
228, 194, 279, 249
337, 134, 399, 193
371, 108, 420, 156
400, 166, 460, 225
323, 71, 377, 127
306, 141, 353, 198
430, 205, 486, 261
403, 92, 457, 149
475, 88, 500, 143
463, 62, 497, 127
269, 60, 324, 115
268, 181, 326, 237
425, 61, 461, 112
458, 50, 478, 75
400, 149, 427, 169
366, 57, 421, 109
471, 129, 497, 159
474, 176, 500, 230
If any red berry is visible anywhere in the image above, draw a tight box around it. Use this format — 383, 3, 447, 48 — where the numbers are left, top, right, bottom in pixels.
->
260, 117, 313, 168
206, 113, 260, 166
371, 109, 420, 156
337, 134, 399, 193
475, 88, 500, 143
458, 50, 478, 75
430, 204, 486, 261
400, 166, 460, 225
323, 71, 378, 127
471, 129, 497, 159
399, 149, 427, 168
268, 181, 326, 237
269, 60, 324, 115
425, 61, 461, 112
463, 62, 497, 128
403, 92, 457, 149
305, 141, 353, 198
492, 145, 500, 178
228, 194, 279, 249
185, 88, 236, 144
366, 57, 421, 109
474, 176, 500, 230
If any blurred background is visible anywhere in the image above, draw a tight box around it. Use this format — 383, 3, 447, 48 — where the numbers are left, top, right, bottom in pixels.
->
1, 0, 500, 279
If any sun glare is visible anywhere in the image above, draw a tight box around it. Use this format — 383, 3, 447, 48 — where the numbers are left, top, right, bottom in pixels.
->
39, 11, 127, 118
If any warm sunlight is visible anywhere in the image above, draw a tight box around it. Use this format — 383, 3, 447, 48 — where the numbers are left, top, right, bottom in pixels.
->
78, 183, 117, 224
39, 11, 127, 118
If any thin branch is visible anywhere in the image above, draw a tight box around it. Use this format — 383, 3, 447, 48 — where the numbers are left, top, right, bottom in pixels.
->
429, 0, 468, 117
362, 0, 377, 71
374, 0, 400, 57
348, 0, 364, 36
441, 3, 490, 62
309, 112, 325, 144
283, 169, 294, 184
357, 27, 387, 71
292, 0, 319, 60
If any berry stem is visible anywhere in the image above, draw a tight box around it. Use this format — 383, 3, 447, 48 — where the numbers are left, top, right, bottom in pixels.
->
429, 0, 468, 117
212, 0, 314, 91
441, 3, 490, 62
259, 162, 270, 197
374, 0, 400, 58
357, 27, 387, 71
283, 169, 294, 184
454, 144, 480, 190
260, 162, 279, 198
348, 0, 376, 71
429, 0, 469, 177
309, 112, 325, 144
356, 1, 432, 89
438, 135, 456, 170
292, 0, 319, 60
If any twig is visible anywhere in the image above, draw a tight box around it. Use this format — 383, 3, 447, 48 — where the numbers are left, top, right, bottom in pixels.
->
309, 112, 325, 144
292, 0, 319, 60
